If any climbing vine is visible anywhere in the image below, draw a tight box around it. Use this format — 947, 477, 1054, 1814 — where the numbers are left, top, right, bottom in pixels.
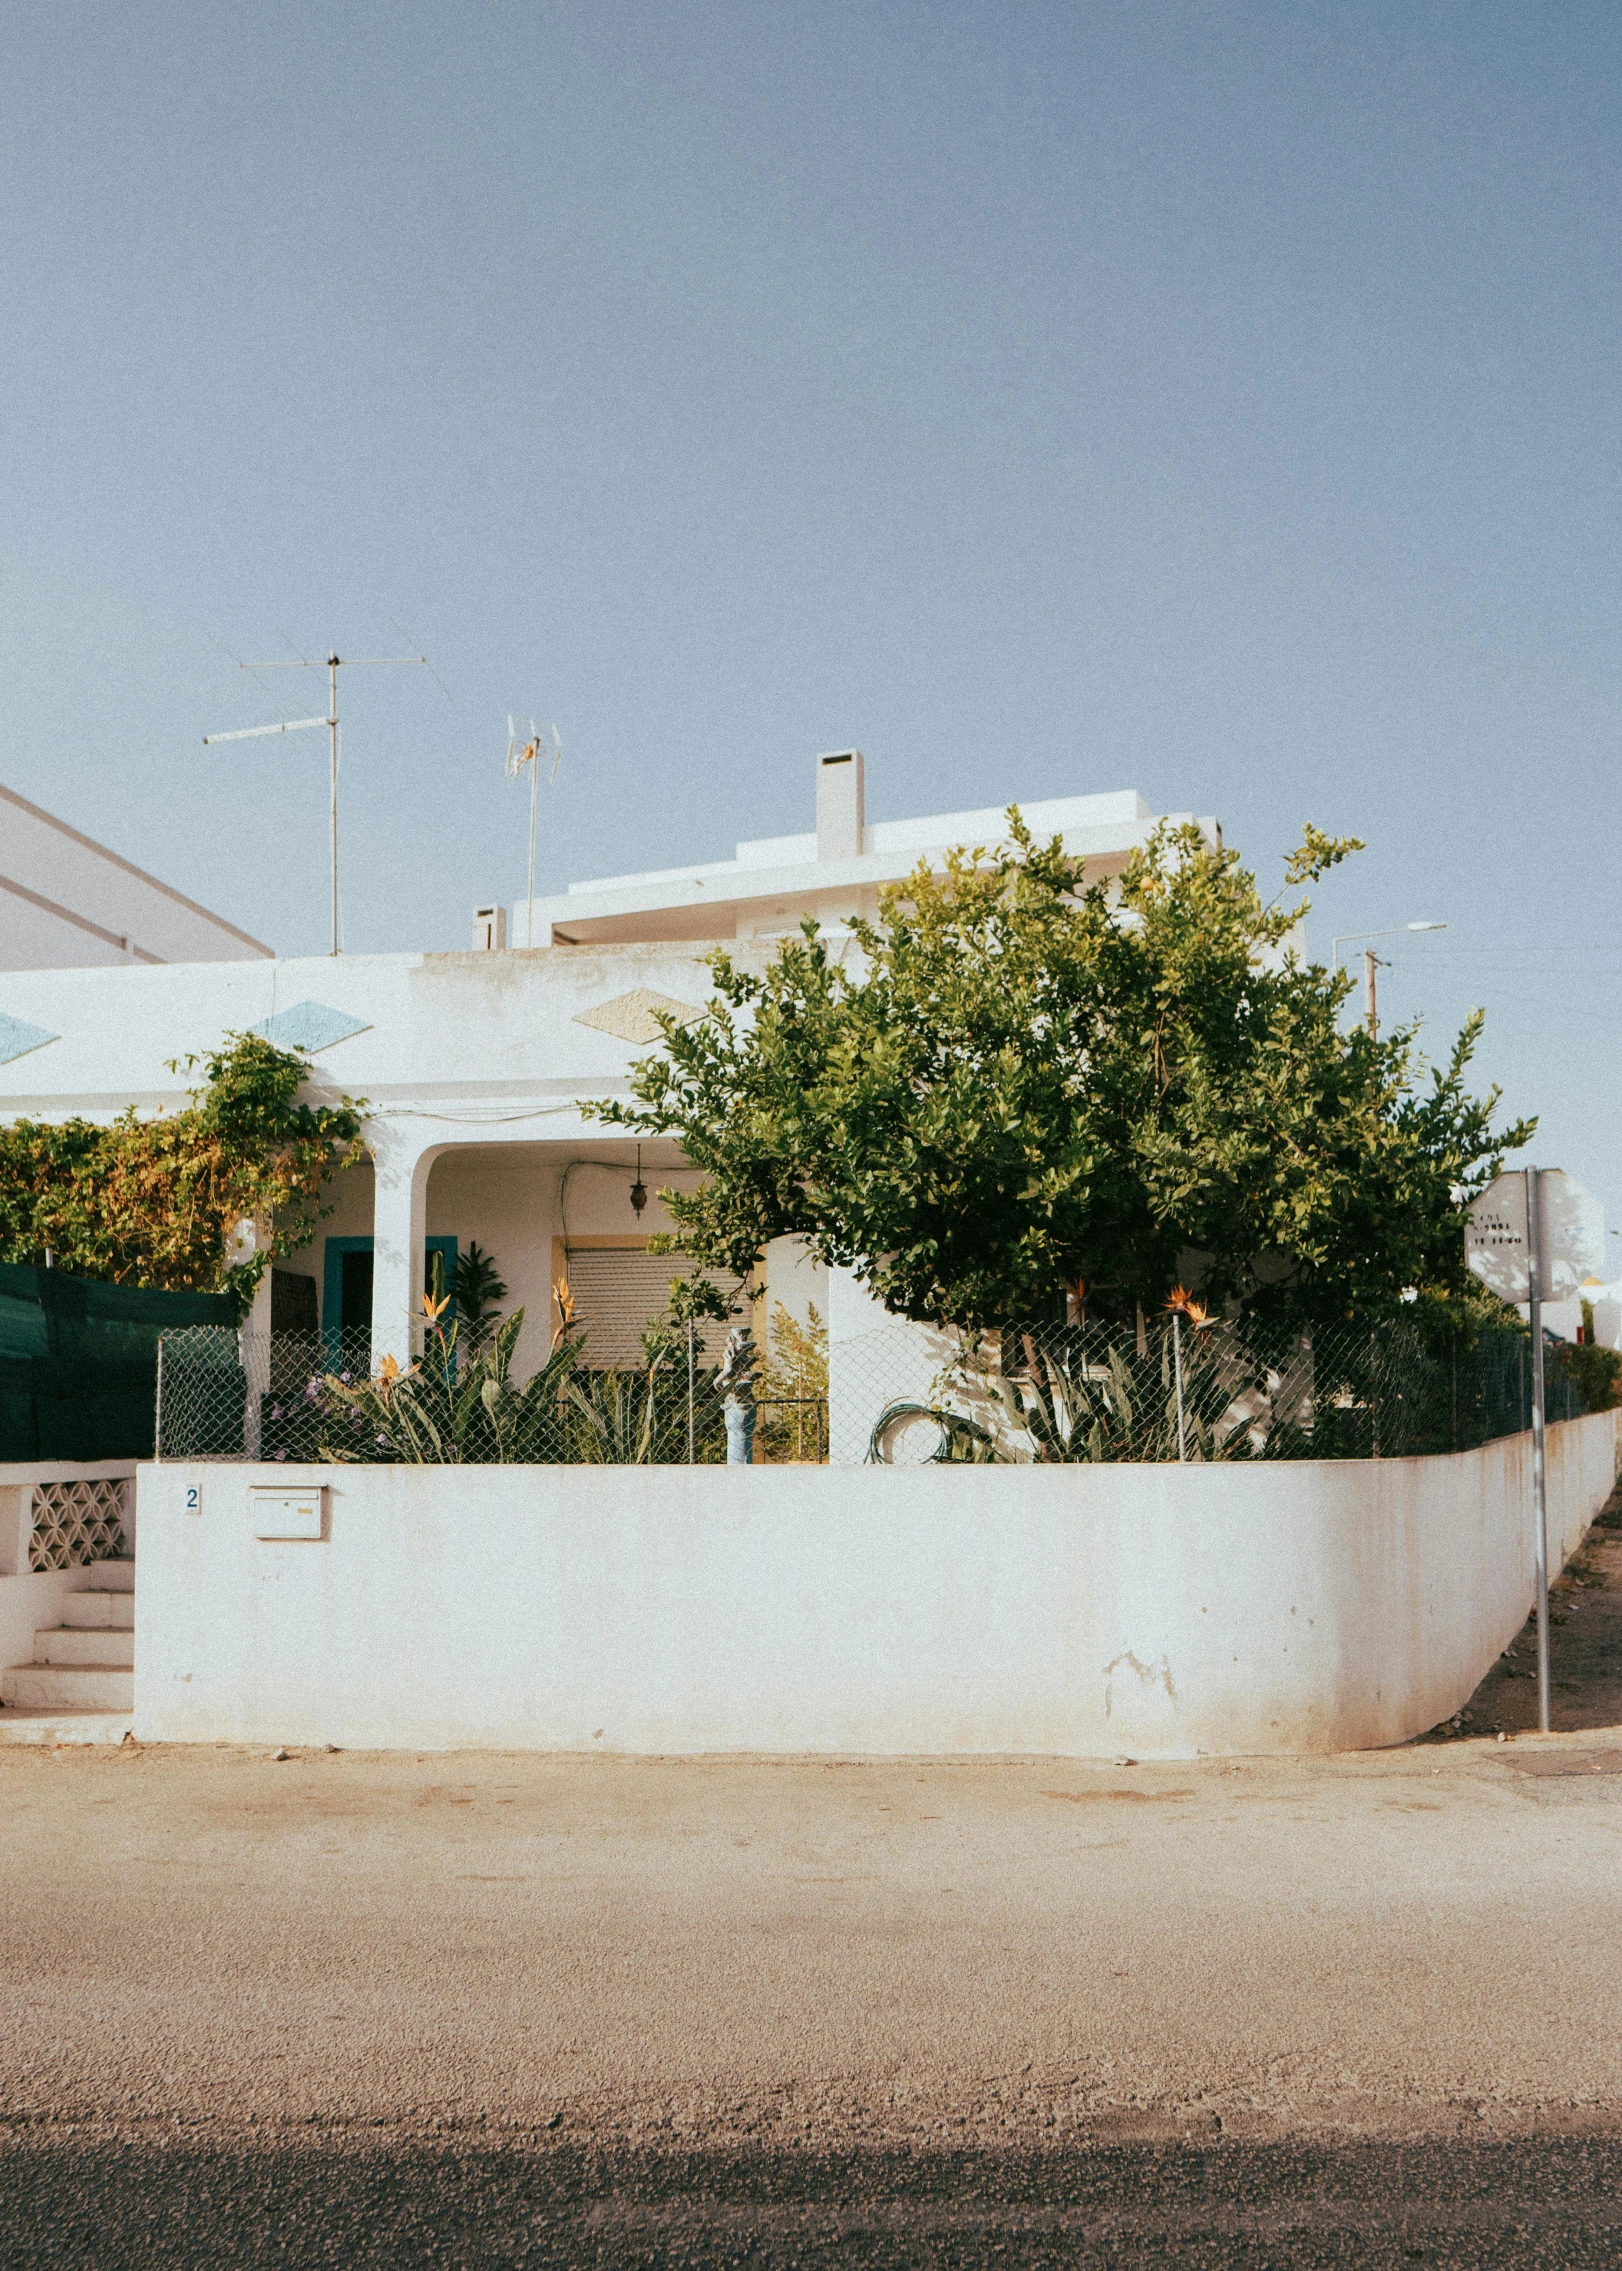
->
0, 1033, 366, 1303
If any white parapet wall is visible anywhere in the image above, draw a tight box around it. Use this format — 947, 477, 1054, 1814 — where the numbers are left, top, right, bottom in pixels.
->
133, 1412, 1620, 1758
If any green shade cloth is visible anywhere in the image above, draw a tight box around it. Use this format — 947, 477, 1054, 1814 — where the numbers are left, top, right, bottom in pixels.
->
0, 1264, 237, 1461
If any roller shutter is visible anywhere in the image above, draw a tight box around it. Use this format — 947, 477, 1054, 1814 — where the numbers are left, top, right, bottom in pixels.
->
564, 1250, 745, 1369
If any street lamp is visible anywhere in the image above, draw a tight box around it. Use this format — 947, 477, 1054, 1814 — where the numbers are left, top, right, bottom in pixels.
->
1329, 923, 1447, 1040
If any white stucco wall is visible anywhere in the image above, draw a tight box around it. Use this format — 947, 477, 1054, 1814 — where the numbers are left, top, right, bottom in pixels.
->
133, 1410, 1619, 1758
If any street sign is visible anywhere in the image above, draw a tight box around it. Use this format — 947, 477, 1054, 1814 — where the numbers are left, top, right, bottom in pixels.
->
1466, 1168, 1605, 1306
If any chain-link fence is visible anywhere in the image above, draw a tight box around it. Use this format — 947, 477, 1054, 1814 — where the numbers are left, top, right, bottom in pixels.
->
841, 1314, 1584, 1466
154, 1312, 1582, 1468
155, 1327, 828, 1467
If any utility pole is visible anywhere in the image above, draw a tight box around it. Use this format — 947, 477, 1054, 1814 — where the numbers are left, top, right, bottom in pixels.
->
1363, 947, 1387, 1040
1332, 924, 1446, 1041
206, 649, 426, 955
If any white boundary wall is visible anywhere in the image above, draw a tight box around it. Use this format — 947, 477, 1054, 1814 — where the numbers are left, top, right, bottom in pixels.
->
134, 1412, 1620, 1758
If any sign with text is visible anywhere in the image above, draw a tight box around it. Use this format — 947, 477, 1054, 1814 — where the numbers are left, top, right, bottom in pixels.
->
1466, 1169, 1605, 1306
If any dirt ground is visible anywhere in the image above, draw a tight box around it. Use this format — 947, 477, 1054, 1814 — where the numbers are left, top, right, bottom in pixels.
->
3, 1494, 1622, 2264
1419, 1489, 1622, 1740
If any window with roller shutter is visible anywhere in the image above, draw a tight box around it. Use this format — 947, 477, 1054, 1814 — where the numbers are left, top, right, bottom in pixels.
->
564, 1249, 746, 1369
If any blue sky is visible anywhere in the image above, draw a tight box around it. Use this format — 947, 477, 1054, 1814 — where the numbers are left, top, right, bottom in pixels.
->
3, 2, 1619, 1216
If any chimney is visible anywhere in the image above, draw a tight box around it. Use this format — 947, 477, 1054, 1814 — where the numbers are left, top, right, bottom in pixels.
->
816, 749, 865, 861
472, 904, 508, 951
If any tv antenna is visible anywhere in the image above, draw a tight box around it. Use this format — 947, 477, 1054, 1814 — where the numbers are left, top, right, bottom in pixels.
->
204, 647, 427, 955
505, 718, 562, 947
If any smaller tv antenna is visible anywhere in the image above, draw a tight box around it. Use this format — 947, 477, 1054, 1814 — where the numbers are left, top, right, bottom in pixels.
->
205, 647, 426, 955
505, 718, 562, 947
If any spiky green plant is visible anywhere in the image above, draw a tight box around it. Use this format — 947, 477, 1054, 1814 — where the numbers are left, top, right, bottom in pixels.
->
565, 1365, 661, 1464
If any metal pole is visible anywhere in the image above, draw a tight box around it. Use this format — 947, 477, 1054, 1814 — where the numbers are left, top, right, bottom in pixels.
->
526, 756, 538, 948
154, 1334, 165, 1464
1369, 1329, 1381, 1459
328, 654, 340, 956
210, 653, 422, 959
686, 1320, 696, 1466
1173, 1311, 1187, 1462
1527, 1164, 1551, 1733
1364, 948, 1378, 1040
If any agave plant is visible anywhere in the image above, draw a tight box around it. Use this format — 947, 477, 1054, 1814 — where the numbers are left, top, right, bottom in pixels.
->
988, 1338, 1141, 1463
565, 1365, 662, 1464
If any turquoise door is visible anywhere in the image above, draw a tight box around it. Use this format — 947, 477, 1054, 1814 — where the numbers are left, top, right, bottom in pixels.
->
322, 1236, 457, 1363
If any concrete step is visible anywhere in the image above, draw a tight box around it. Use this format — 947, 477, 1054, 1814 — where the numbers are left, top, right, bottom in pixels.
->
0, 1707, 133, 1746
0, 1663, 133, 1711
37, 1627, 134, 1668
61, 1590, 135, 1631
89, 1559, 135, 1593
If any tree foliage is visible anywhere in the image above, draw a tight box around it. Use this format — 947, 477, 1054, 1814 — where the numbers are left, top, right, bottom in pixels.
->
0, 1033, 365, 1303
593, 815, 1530, 1329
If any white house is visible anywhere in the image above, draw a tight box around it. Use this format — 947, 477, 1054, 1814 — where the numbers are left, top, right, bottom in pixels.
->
0, 755, 1216, 1381
13, 754, 1622, 1765
0, 780, 272, 974
515, 749, 1216, 950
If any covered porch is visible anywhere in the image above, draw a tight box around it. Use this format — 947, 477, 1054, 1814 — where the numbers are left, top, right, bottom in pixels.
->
267, 1123, 828, 1390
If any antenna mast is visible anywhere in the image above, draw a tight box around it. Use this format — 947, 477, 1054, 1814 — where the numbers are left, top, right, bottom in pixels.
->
505, 719, 563, 947
205, 649, 426, 955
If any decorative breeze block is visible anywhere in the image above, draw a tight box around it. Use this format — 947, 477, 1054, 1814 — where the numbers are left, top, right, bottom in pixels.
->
29, 1479, 128, 1572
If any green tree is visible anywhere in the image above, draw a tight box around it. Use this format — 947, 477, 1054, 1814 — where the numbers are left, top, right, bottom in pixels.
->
0, 1033, 365, 1304
592, 815, 1530, 1329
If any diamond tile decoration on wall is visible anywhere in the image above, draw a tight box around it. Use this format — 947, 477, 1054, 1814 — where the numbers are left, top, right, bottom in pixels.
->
0, 1012, 59, 1066
250, 1001, 372, 1054
572, 989, 704, 1046
29, 1479, 128, 1572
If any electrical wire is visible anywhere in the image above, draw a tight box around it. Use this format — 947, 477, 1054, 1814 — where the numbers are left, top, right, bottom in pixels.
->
559, 1156, 698, 1243
372, 1102, 587, 1126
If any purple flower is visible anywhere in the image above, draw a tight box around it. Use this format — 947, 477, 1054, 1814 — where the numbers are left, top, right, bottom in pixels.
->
340, 1371, 352, 1385
270, 1403, 283, 1421
274, 1449, 288, 1462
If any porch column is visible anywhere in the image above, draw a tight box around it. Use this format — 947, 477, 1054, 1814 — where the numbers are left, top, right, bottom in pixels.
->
370, 1128, 437, 1375
232, 1218, 274, 1457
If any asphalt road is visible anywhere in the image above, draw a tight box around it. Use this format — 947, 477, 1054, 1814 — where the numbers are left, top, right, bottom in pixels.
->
5, 2134, 1622, 2267
3, 1515, 1621, 2264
